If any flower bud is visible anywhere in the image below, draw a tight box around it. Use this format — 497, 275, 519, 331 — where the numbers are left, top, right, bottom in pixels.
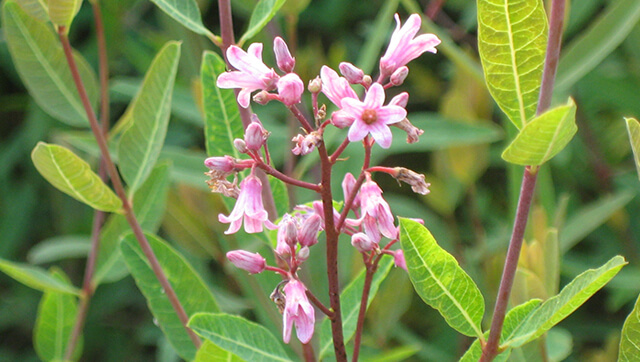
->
245, 122, 268, 151
331, 111, 355, 129
253, 90, 271, 105
298, 213, 322, 247
234, 138, 248, 153
393, 249, 407, 271
339, 62, 364, 84
297, 246, 310, 262
226, 250, 266, 274
277, 73, 304, 106
390, 66, 409, 86
308, 76, 322, 93
204, 155, 236, 173
351, 232, 378, 253
362, 75, 372, 87
341, 172, 360, 208
389, 92, 409, 108
274, 37, 296, 73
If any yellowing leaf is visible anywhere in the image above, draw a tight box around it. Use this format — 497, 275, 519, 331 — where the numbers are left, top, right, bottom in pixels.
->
48, 0, 82, 29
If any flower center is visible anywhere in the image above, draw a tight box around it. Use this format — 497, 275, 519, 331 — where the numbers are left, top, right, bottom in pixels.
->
362, 109, 377, 125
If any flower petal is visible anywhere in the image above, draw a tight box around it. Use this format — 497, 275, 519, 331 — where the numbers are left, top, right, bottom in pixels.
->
363, 83, 385, 108
367, 121, 393, 148
377, 105, 407, 125
348, 119, 370, 142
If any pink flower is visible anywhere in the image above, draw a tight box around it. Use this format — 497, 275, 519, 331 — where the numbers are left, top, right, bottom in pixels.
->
320, 66, 358, 108
245, 122, 269, 151
339, 62, 365, 84
379, 14, 441, 77
342, 172, 361, 209
226, 250, 266, 274
217, 43, 279, 108
298, 213, 322, 247
337, 83, 406, 148
218, 173, 277, 234
274, 37, 295, 73
277, 73, 304, 106
357, 176, 397, 242
283, 280, 315, 344
351, 232, 378, 253
393, 249, 407, 271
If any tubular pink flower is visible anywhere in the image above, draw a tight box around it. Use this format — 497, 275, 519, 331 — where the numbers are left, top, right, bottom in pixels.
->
274, 37, 296, 73
217, 43, 280, 108
357, 176, 397, 242
226, 250, 266, 274
379, 14, 441, 77
277, 73, 304, 106
298, 213, 322, 247
245, 122, 269, 151
340, 83, 407, 148
218, 173, 277, 234
283, 280, 315, 344
320, 66, 358, 108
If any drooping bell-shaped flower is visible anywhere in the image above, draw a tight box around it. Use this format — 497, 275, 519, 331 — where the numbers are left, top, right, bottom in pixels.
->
218, 172, 276, 234
226, 250, 266, 274
217, 43, 280, 108
358, 175, 397, 241
282, 280, 315, 344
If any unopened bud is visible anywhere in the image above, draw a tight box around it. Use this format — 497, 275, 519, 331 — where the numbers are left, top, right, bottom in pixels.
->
390, 66, 409, 86
226, 250, 266, 274
298, 213, 322, 247
245, 122, 269, 151
351, 232, 378, 253
341, 172, 360, 208
204, 155, 236, 173
297, 246, 310, 262
253, 90, 271, 105
389, 92, 409, 108
393, 167, 430, 195
362, 75, 372, 87
274, 37, 296, 73
277, 73, 304, 106
308, 77, 322, 93
234, 139, 248, 153
339, 62, 365, 84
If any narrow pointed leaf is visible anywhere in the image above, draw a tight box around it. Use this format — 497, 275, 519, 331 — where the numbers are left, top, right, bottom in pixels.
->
188, 313, 291, 362
625, 117, 640, 180
34, 268, 81, 361
501, 98, 577, 165
0, 258, 80, 295
238, 0, 287, 45
201, 51, 243, 158
194, 340, 244, 362
150, 0, 214, 38
477, 0, 548, 129
120, 233, 219, 361
459, 299, 541, 362
31, 142, 122, 213
619, 293, 640, 361
48, 0, 82, 29
318, 256, 395, 359
504, 256, 626, 348
118, 41, 181, 194
399, 218, 484, 338
3, 0, 98, 126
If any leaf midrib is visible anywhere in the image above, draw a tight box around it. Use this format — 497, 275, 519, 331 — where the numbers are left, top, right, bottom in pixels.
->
503, 0, 527, 126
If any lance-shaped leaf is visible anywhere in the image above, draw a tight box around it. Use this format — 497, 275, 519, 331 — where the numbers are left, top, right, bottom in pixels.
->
188, 313, 291, 362
48, 0, 82, 29
238, 0, 287, 45
477, 0, 548, 129
201, 51, 243, 158
318, 257, 395, 359
0, 258, 80, 295
150, 0, 214, 39
34, 268, 81, 361
3, 0, 98, 126
459, 299, 542, 362
194, 340, 244, 362
118, 41, 181, 194
501, 98, 577, 166
619, 293, 640, 361
120, 233, 219, 361
503, 255, 626, 348
15, 0, 48, 21
31, 142, 122, 213
399, 218, 484, 338
625, 117, 640, 180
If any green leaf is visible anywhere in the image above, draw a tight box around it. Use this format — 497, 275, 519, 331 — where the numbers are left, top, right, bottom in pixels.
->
15, 0, 48, 21
504, 256, 627, 348
188, 313, 291, 362
619, 293, 640, 361
150, 0, 214, 38
3, 0, 98, 126
48, 0, 82, 29
238, 0, 287, 45
0, 258, 80, 295
120, 233, 219, 360
459, 299, 541, 362
118, 41, 181, 194
501, 98, 577, 166
31, 142, 123, 213
28, 235, 91, 264
399, 218, 484, 338
559, 191, 635, 254
34, 268, 80, 361
318, 256, 395, 359
94, 163, 172, 284
556, 0, 640, 92
268, 176, 289, 219
194, 340, 245, 362
201, 51, 243, 158
625, 117, 640, 180
477, 0, 548, 129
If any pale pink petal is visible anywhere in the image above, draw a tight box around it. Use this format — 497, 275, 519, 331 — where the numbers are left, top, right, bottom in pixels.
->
341, 98, 366, 117
412, 33, 441, 54
247, 43, 264, 61
367, 121, 393, 148
237, 89, 252, 108
348, 119, 370, 142
363, 83, 385, 108
377, 105, 407, 125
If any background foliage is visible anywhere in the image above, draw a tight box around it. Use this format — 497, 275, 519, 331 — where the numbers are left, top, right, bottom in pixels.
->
1, 0, 639, 360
